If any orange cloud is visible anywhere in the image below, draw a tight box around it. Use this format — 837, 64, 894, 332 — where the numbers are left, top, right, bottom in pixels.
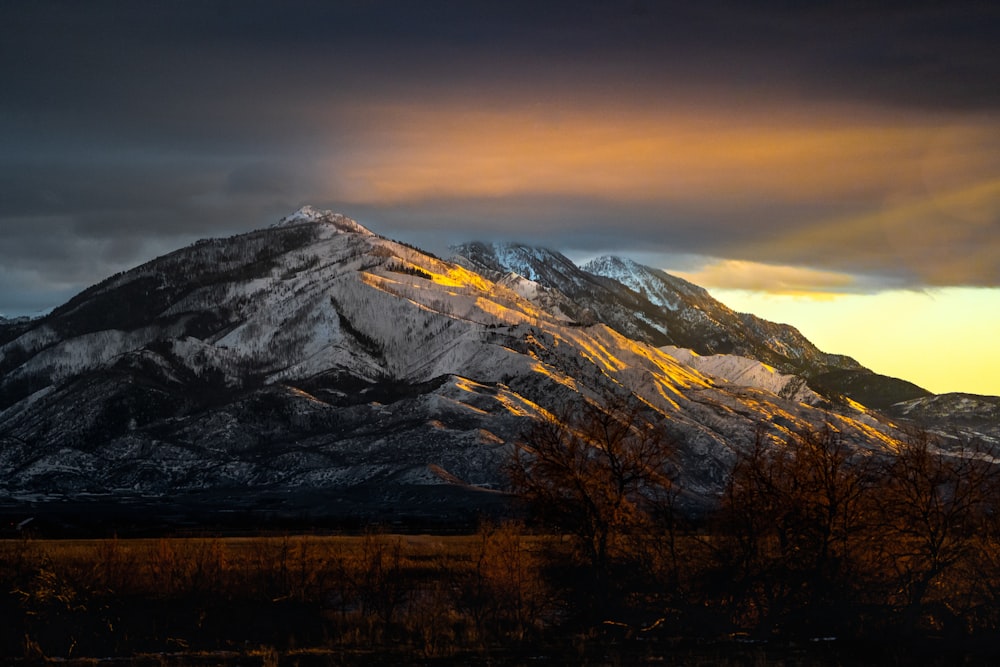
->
326, 101, 999, 210
745, 176, 1000, 286
316, 99, 1000, 289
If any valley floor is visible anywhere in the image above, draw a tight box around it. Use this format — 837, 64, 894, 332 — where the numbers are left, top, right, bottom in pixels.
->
3, 533, 1000, 665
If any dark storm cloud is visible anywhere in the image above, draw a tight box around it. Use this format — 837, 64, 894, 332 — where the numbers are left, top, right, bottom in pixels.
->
227, 163, 297, 197
6, 1, 999, 121
1, 0, 998, 314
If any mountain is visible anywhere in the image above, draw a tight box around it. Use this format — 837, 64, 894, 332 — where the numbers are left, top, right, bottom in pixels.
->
886, 393, 1000, 443
0, 208, 987, 526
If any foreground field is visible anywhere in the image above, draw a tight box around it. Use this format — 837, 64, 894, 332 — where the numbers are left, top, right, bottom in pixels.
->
4, 523, 1000, 665
1, 530, 560, 660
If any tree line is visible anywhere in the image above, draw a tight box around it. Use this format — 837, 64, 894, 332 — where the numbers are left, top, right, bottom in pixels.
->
507, 397, 1000, 643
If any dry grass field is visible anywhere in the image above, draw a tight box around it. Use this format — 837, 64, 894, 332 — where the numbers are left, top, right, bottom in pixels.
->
0, 527, 570, 663
3, 520, 1000, 665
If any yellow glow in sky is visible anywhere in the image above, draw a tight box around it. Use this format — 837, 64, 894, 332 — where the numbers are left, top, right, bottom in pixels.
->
330, 103, 1000, 207
710, 287, 1000, 396
673, 259, 859, 296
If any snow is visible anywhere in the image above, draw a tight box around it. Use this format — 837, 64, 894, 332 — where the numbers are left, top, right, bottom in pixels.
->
584, 255, 710, 310
492, 243, 552, 282
274, 205, 375, 236
660, 345, 825, 405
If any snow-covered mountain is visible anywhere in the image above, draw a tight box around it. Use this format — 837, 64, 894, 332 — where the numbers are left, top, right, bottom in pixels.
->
0, 208, 988, 522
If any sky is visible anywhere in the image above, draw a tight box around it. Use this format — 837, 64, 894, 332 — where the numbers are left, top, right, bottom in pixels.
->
1, 1, 998, 395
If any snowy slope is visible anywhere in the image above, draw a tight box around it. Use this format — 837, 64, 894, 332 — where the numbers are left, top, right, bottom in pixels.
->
660, 345, 825, 405
583, 255, 865, 378
585, 255, 706, 312
452, 245, 867, 385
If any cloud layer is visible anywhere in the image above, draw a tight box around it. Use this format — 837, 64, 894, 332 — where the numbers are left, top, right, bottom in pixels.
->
1, 0, 998, 314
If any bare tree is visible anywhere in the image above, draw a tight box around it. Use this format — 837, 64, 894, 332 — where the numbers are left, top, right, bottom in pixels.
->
716, 424, 877, 634
505, 396, 675, 598
875, 431, 999, 633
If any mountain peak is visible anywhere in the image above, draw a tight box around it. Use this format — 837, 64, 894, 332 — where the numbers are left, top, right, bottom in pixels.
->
275, 206, 374, 236
450, 241, 575, 281
585, 255, 641, 272
584, 255, 710, 303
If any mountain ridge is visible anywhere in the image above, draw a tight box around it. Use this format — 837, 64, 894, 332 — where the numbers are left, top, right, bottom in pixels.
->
452, 241, 873, 385
0, 209, 989, 523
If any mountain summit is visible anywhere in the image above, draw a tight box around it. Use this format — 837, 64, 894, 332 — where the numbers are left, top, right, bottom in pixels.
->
275, 205, 376, 236
0, 209, 981, 524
